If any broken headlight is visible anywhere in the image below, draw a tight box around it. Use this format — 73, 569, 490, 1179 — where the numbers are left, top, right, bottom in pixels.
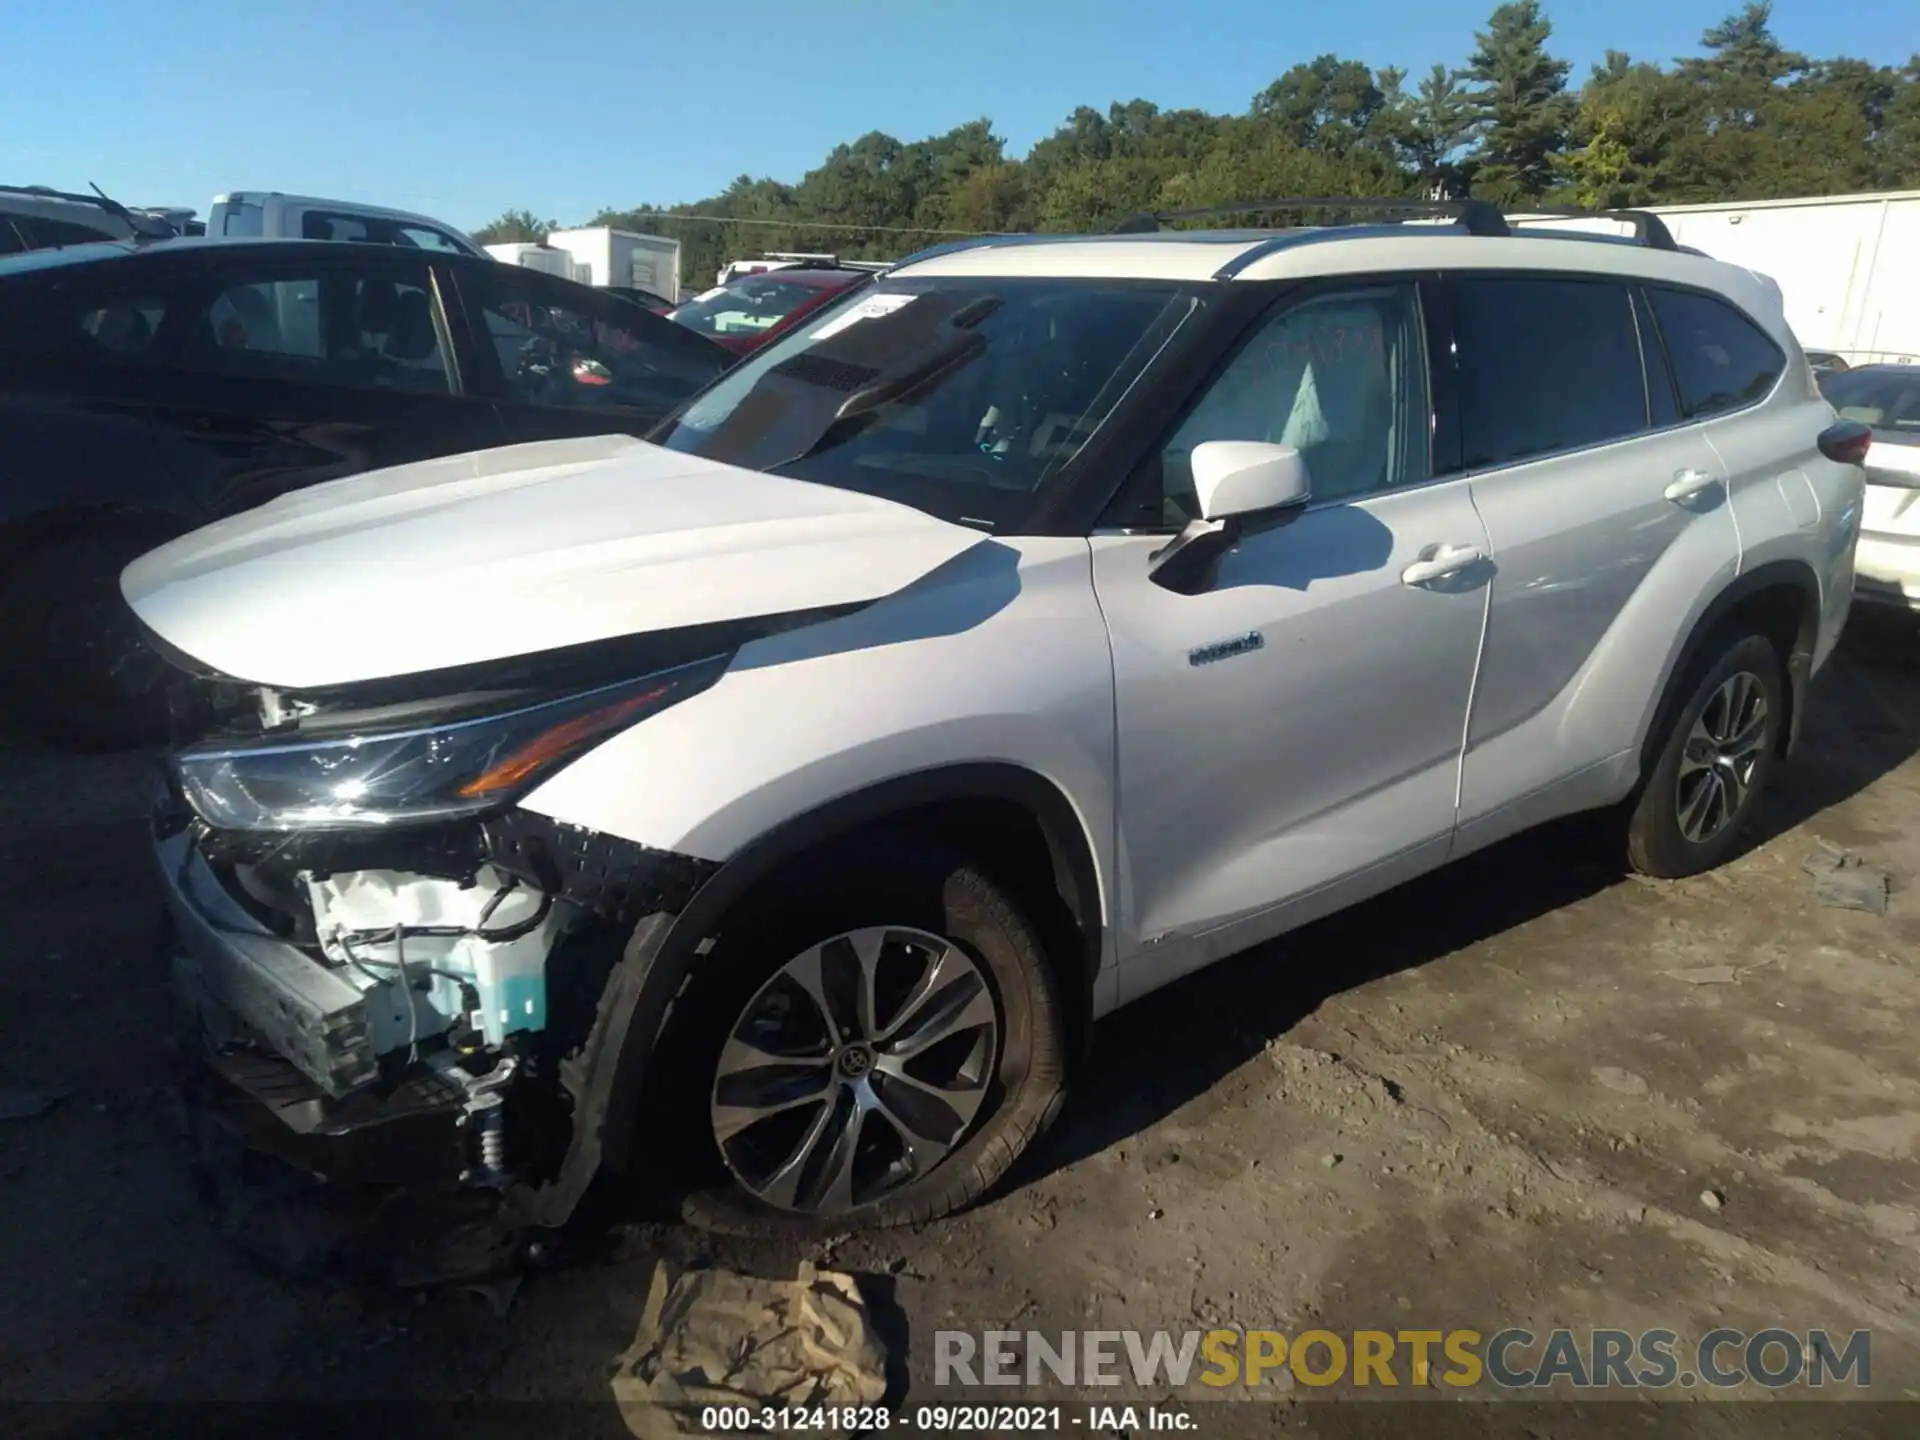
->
171, 656, 727, 833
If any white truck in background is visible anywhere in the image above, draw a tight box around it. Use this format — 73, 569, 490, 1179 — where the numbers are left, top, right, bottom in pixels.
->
208, 192, 486, 257
1526, 190, 1920, 365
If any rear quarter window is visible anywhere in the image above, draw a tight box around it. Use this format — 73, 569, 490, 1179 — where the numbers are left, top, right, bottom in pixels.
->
1646, 287, 1784, 420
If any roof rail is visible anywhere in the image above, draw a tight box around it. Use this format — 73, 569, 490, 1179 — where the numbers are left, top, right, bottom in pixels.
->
1116, 196, 1683, 253
1511, 206, 1678, 251
885, 234, 1058, 271
0, 182, 175, 241
1112, 196, 1511, 238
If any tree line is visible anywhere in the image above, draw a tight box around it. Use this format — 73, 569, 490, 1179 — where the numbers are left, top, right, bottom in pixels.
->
474, 1, 1920, 289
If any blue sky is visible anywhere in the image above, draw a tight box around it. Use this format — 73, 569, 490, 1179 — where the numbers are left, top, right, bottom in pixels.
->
1, 0, 1910, 233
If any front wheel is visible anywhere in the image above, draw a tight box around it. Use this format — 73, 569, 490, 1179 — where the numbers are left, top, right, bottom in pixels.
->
646, 839, 1068, 1231
1626, 631, 1785, 878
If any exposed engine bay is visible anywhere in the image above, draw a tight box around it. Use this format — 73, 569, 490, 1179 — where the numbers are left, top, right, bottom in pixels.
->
162, 794, 716, 1207
307, 865, 564, 1186
153, 643, 731, 1207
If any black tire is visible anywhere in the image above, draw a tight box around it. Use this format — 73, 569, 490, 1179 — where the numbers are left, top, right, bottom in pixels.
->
0, 531, 180, 752
1626, 629, 1785, 879
642, 836, 1068, 1233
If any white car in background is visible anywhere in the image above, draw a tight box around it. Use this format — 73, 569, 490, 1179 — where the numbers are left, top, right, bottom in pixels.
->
1821, 365, 1920, 612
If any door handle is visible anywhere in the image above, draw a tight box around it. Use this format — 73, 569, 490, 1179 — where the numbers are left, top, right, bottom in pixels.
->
1665, 468, 1720, 502
1400, 543, 1486, 587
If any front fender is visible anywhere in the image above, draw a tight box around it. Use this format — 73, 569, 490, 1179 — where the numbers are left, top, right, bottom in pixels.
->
521, 537, 1118, 908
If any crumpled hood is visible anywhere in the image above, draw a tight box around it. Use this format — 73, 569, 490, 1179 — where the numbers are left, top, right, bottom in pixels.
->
124, 434, 986, 689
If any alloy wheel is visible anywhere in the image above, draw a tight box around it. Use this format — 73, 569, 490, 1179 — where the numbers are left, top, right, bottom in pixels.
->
1675, 670, 1769, 844
710, 926, 1000, 1216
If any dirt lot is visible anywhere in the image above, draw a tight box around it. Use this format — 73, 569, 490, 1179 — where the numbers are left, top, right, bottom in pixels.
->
1, 619, 1916, 1436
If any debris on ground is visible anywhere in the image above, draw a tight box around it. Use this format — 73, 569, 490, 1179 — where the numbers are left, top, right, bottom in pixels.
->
1802, 840, 1892, 915
1662, 965, 1740, 985
1700, 1188, 1726, 1212
610, 1261, 888, 1439
0, 1085, 69, 1121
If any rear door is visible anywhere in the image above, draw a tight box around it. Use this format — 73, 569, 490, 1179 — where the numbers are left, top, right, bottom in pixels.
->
1644, 284, 1832, 566
1446, 273, 1738, 843
447, 263, 731, 446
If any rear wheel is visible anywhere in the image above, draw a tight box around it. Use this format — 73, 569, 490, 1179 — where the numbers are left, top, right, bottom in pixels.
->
645, 838, 1067, 1231
1625, 630, 1785, 878
0, 532, 179, 752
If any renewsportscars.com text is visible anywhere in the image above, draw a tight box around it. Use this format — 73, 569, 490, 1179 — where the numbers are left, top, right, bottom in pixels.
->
934, 1327, 1872, 1390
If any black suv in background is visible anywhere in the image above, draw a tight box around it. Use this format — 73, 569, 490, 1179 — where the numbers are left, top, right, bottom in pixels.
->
0, 237, 732, 749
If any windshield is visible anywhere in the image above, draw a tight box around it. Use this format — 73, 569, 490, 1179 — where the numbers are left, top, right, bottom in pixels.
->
651, 276, 1198, 531
671, 272, 850, 338
1821, 368, 1920, 445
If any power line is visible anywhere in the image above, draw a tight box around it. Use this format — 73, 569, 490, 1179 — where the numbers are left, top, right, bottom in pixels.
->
602, 212, 1019, 237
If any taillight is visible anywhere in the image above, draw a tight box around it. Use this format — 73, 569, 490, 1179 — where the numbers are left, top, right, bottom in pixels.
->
1817, 419, 1872, 466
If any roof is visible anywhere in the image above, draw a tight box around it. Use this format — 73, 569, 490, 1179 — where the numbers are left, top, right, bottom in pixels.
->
888, 223, 1782, 322
0, 234, 507, 281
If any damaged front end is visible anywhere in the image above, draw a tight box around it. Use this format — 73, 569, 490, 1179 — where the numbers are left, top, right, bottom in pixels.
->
155, 640, 727, 1211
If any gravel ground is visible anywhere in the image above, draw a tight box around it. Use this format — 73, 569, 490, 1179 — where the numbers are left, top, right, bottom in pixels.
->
0, 618, 1916, 1437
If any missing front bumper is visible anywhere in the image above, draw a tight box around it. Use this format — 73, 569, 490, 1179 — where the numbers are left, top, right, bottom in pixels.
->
159, 828, 378, 1096
156, 803, 723, 1216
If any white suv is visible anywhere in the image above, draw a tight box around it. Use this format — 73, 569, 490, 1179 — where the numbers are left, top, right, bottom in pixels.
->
134, 201, 1868, 1231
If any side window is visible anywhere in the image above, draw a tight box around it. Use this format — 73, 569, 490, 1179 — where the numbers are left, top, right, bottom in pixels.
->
79, 296, 170, 358
396, 225, 468, 254
341, 273, 452, 392
301, 210, 468, 255
1451, 277, 1647, 470
19, 215, 121, 249
472, 271, 728, 415
1646, 287, 1784, 420
1155, 283, 1429, 523
208, 279, 325, 358
301, 210, 371, 243
180, 267, 451, 393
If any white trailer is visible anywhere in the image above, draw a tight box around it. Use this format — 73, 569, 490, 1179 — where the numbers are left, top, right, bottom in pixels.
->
543, 227, 682, 303
482, 242, 589, 283
1522, 191, 1920, 365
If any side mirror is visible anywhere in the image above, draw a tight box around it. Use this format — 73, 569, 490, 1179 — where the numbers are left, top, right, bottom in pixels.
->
1192, 440, 1312, 521
1149, 441, 1312, 596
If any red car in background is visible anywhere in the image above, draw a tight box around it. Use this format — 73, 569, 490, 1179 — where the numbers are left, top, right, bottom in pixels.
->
668, 263, 872, 357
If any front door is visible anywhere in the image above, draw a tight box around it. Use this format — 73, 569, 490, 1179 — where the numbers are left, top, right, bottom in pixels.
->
1091, 279, 1491, 1000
